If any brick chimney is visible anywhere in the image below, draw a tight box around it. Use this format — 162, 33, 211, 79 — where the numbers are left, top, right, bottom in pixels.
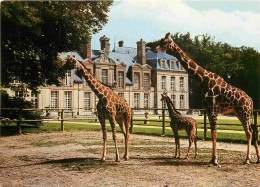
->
83, 39, 91, 59
100, 35, 110, 53
118, 40, 124, 47
136, 39, 146, 65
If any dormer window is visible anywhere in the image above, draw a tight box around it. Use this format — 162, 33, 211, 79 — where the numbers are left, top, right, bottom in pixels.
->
134, 72, 140, 90
160, 59, 167, 69
65, 70, 72, 87
169, 60, 175, 70
175, 61, 179, 70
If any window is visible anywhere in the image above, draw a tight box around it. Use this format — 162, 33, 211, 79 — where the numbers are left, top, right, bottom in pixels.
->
51, 91, 59, 109
161, 76, 166, 90
180, 95, 184, 109
180, 77, 184, 91
84, 92, 91, 110
134, 72, 140, 90
171, 76, 175, 91
162, 100, 166, 109
175, 61, 179, 70
144, 93, 149, 109
65, 70, 72, 87
169, 60, 175, 70
15, 90, 23, 98
118, 93, 124, 98
31, 91, 38, 108
102, 69, 108, 84
144, 73, 150, 90
171, 95, 175, 106
161, 59, 167, 69
134, 93, 140, 109
64, 91, 72, 110
118, 71, 124, 89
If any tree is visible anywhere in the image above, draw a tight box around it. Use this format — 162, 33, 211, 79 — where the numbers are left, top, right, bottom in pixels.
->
1, 1, 113, 90
147, 33, 260, 108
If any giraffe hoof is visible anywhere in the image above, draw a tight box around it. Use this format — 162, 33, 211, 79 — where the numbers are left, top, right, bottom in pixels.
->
101, 157, 106, 162
244, 160, 250, 165
184, 156, 189, 159
123, 155, 129, 161
115, 159, 120, 162
210, 159, 218, 166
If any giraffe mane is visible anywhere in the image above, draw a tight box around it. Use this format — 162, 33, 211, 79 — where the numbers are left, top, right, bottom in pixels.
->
166, 95, 181, 115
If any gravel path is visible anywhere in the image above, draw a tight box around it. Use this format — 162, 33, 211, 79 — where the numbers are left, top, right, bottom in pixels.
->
0, 130, 259, 187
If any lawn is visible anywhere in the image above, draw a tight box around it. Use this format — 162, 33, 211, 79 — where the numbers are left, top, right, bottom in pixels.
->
1, 116, 259, 143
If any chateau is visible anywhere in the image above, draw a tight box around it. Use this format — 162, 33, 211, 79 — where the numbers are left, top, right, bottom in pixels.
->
5, 36, 189, 116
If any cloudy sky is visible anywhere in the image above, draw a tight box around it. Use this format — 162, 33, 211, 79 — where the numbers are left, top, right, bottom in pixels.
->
91, 0, 260, 52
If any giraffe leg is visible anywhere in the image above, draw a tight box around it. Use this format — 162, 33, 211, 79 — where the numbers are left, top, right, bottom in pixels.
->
208, 109, 218, 165
185, 130, 192, 159
98, 116, 107, 162
251, 124, 260, 163
173, 129, 179, 158
185, 138, 192, 159
109, 117, 120, 162
236, 113, 254, 164
242, 121, 252, 164
123, 117, 130, 160
194, 135, 198, 158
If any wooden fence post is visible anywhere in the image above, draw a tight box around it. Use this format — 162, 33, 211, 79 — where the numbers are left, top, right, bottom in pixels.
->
130, 108, 134, 133
17, 108, 22, 135
204, 110, 207, 140
162, 109, 166, 136
254, 111, 259, 142
61, 109, 64, 132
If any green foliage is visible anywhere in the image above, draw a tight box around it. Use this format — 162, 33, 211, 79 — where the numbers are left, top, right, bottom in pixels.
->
147, 33, 260, 108
1, 1, 113, 90
1, 90, 42, 126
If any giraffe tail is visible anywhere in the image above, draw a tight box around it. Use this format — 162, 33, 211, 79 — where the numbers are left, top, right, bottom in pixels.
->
250, 104, 257, 144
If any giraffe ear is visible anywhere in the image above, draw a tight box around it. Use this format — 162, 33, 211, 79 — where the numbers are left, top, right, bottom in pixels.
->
165, 32, 171, 39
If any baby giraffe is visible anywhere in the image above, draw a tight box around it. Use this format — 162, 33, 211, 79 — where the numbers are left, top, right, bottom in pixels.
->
161, 92, 198, 158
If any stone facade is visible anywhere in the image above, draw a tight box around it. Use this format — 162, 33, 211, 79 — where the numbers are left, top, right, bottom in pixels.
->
4, 35, 189, 117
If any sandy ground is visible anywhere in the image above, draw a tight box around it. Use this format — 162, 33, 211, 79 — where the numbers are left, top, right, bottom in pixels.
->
0, 130, 260, 187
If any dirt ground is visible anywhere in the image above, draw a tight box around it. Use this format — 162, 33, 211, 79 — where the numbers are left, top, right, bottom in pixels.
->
1, 130, 260, 187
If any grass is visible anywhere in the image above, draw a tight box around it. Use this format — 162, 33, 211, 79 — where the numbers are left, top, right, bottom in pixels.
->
1, 116, 259, 144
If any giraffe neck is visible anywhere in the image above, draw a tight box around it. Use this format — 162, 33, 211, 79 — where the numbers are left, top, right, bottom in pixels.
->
76, 61, 108, 99
165, 96, 181, 118
168, 42, 206, 83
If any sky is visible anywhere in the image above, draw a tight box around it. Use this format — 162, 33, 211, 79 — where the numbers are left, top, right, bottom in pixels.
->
91, 0, 260, 52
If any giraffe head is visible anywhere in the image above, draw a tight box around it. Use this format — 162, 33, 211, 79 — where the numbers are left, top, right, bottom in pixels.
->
154, 32, 173, 53
64, 55, 84, 71
160, 92, 168, 101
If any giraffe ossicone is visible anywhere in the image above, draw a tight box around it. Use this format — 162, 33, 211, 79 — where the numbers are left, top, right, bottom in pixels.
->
155, 32, 260, 165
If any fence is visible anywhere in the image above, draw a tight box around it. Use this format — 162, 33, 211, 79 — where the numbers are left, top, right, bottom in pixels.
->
0, 108, 259, 142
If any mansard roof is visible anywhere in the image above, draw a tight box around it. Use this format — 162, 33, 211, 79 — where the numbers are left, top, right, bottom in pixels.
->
145, 51, 178, 60
59, 52, 84, 61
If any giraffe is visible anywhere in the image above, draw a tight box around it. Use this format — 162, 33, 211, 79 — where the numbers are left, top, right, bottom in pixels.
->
154, 32, 260, 165
161, 92, 198, 159
65, 56, 131, 162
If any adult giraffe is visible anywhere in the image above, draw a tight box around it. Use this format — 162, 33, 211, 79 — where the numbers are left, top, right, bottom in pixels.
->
65, 56, 131, 162
153, 32, 259, 165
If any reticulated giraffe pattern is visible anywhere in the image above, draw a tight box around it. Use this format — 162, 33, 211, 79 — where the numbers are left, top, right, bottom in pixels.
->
66, 56, 131, 162
154, 32, 259, 165
161, 92, 198, 159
